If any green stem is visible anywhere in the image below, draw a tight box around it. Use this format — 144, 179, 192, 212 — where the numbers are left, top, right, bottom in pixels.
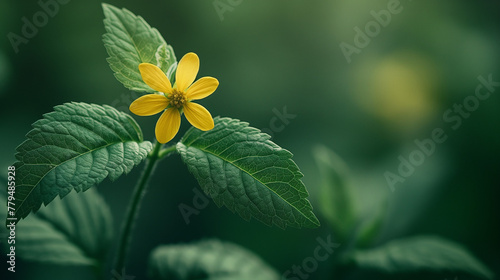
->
159, 144, 177, 159
113, 141, 162, 273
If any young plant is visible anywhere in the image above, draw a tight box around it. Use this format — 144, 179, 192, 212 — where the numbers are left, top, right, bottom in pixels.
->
312, 145, 494, 280
2, 3, 319, 279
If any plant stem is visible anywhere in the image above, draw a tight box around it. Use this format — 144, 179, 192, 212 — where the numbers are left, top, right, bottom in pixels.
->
158, 144, 177, 159
113, 141, 162, 273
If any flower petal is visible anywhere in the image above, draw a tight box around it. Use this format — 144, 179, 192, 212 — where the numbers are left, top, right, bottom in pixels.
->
183, 102, 214, 131
176, 52, 199, 92
139, 63, 173, 93
185, 77, 219, 100
129, 94, 168, 116
155, 107, 181, 144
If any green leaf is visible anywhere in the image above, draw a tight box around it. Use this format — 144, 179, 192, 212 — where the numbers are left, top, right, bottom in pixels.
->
12, 102, 152, 222
313, 145, 356, 241
102, 3, 176, 92
1, 188, 113, 266
177, 117, 320, 229
148, 239, 279, 280
355, 198, 387, 248
347, 236, 494, 279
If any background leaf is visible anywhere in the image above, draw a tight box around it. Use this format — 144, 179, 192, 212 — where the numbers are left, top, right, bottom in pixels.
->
347, 235, 494, 279
177, 117, 320, 229
148, 239, 279, 280
12, 102, 152, 222
313, 145, 357, 241
102, 3, 176, 92
354, 198, 387, 248
1, 188, 113, 266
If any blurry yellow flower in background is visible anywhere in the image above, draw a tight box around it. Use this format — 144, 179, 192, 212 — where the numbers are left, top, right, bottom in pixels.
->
130, 52, 218, 144
352, 51, 441, 138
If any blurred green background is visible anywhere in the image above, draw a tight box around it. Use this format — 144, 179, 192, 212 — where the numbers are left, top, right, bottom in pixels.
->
1, 0, 499, 279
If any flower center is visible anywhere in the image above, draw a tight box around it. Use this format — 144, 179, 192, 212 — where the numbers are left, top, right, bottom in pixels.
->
169, 89, 186, 108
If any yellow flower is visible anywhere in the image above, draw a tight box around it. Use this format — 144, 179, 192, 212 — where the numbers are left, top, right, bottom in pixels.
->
130, 52, 218, 144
